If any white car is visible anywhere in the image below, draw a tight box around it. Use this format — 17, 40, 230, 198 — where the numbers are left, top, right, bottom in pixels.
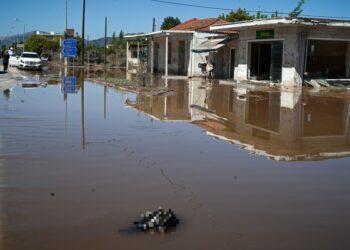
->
18, 52, 42, 70
9, 55, 19, 67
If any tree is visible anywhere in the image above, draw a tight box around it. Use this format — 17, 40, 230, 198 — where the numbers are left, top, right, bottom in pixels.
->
25, 35, 59, 55
75, 32, 83, 57
117, 30, 126, 49
160, 16, 181, 30
220, 8, 254, 22
118, 30, 124, 40
111, 31, 117, 46
289, 0, 305, 18
255, 11, 268, 20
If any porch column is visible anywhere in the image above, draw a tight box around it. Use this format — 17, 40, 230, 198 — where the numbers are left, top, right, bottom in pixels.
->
150, 38, 154, 73
126, 41, 129, 72
165, 33, 169, 77
137, 41, 140, 70
164, 96, 168, 119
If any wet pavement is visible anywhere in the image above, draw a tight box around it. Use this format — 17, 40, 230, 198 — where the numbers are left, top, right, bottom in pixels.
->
1, 67, 350, 250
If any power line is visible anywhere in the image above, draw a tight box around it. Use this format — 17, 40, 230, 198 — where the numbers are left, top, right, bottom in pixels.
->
151, 0, 350, 20
152, 0, 279, 13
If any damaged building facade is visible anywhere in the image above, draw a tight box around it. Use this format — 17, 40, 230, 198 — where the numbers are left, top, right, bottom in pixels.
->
125, 18, 227, 77
210, 18, 350, 87
126, 17, 350, 87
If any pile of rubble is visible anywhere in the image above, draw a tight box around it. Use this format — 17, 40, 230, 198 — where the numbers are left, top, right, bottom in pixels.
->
304, 79, 350, 89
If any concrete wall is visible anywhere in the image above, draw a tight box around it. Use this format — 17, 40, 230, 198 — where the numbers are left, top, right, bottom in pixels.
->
214, 40, 238, 79
190, 33, 215, 77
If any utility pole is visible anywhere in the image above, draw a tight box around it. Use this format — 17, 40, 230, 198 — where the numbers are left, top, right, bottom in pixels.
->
65, 0, 68, 33
81, 0, 86, 66
65, 0, 68, 67
152, 18, 156, 32
23, 24, 25, 51
105, 16, 107, 68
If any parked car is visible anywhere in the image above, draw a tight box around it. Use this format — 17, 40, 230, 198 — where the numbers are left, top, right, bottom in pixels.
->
18, 52, 42, 70
9, 54, 19, 67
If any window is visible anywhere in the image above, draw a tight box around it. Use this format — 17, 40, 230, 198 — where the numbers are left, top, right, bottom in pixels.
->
132, 50, 138, 59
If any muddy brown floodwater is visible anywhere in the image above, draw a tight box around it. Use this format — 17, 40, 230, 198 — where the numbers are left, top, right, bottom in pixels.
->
1, 68, 350, 250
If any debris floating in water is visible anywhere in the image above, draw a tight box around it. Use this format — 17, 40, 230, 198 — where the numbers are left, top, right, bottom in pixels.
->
133, 207, 179, 233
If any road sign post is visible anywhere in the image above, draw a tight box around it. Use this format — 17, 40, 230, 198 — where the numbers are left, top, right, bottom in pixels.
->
62, 39, 77, 58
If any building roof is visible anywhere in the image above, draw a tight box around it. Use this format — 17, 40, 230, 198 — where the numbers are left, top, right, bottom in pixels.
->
210, 17, 350, 32
171, 18, 228, 32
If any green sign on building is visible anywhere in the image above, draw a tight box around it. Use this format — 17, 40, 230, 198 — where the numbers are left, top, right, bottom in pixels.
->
256, 29, 275, 39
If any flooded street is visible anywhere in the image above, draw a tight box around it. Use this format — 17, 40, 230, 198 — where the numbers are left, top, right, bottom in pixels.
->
1, 68, 350, 250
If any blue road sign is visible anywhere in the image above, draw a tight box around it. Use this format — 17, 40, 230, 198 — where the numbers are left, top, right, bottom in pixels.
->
62, 39, 77, 58
62, 76, 77, 94
62, 39, 77, 47
61, 47, 77, 58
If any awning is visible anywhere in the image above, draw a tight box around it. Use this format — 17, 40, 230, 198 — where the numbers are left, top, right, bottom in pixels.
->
192, 38, 230, 53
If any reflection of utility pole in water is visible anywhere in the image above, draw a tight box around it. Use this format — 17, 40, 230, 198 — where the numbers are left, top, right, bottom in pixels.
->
104, 16, 107, 69
64, 92, 68, 129
164, 78, 168, 119
104, 85, 107, 120
64, 61, 68, 130
104, 68, 107, 119
81, 72, 86, 149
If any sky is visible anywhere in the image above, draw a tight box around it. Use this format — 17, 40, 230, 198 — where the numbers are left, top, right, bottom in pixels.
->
1, 0, 350, 39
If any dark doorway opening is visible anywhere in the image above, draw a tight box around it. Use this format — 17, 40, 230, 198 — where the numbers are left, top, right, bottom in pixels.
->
153, 42, 159, 73
249, 41, 283, 82
178, 41, 186, 75
230, 49, 235, 79
305, 40, 347, 79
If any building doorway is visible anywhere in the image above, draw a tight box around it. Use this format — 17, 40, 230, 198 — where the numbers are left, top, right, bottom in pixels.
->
249, 41, 283, 82
305, 40, 348, 79
153, 42, 159, 73
178, 41, 186, 75
229, 49, 235, 79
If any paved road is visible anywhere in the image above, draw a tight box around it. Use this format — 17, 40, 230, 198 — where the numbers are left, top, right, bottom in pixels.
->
0, 60, 38, 91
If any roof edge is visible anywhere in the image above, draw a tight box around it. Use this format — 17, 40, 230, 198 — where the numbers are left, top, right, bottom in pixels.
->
210, 17, 350, 31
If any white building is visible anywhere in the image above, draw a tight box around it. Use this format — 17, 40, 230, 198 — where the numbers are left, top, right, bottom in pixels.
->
210, 17, 350, 87
125, 18, 228, 77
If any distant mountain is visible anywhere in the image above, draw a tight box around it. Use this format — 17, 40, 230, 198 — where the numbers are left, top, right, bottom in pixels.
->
0, 31, 115, 48
88, 37, 113, 47
0, 31, 36, 46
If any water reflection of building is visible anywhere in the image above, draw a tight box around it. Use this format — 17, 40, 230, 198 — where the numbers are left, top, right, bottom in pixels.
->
127, 79, 350, 161
126, 80, 191, 121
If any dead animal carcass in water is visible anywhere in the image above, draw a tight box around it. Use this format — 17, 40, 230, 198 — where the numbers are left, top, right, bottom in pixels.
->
133, 207, 179, 233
